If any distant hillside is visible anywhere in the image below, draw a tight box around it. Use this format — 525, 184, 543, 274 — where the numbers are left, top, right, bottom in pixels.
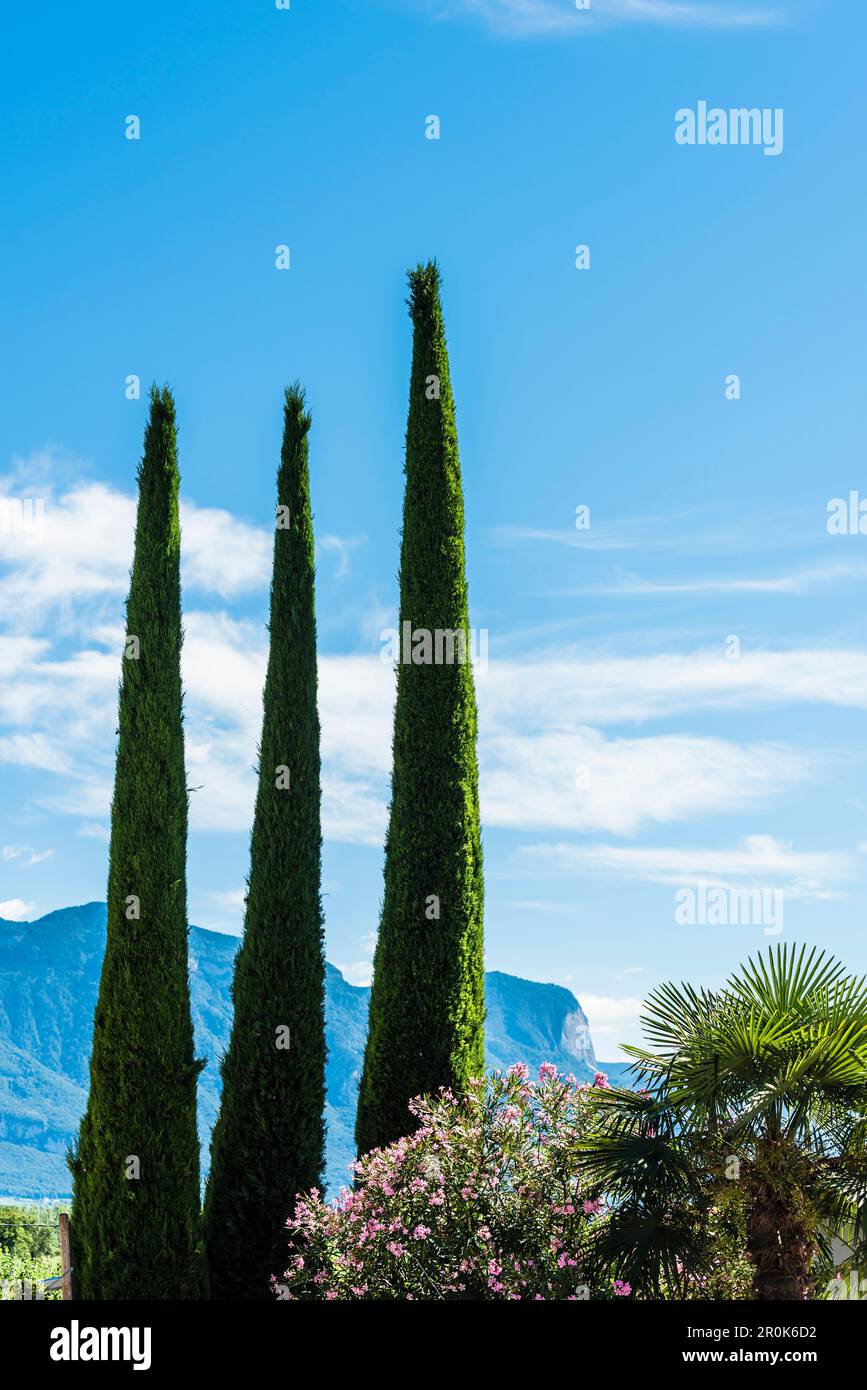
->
0, 903, 629, 1200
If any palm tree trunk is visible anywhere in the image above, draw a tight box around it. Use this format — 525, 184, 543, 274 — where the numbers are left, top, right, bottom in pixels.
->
745, 1163, 813, 1299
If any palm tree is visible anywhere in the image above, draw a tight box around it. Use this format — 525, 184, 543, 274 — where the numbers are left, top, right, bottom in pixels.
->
580, 944, 867, 1300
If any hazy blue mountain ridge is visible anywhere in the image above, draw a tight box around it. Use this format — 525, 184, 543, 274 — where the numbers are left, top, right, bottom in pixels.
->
0, 904, 627, 1200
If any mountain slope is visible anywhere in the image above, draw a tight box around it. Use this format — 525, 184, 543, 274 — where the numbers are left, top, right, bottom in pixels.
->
0, 904, 626, 1200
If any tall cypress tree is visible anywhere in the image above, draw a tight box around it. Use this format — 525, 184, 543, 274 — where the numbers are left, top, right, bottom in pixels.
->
203, 385, 326, 1300
70, 386, 202, 1300
355, 262, 485, 1157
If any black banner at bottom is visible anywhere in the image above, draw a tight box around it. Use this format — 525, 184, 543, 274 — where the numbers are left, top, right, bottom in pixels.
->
2, 1297, 860, 1376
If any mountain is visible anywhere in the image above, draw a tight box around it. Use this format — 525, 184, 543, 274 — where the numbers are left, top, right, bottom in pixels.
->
0, 903, 628, 1201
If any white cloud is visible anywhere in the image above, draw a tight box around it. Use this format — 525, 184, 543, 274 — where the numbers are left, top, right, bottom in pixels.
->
505, 899, 566, 912
335, 933, 378, 987
0, 480, 134, 623
76, 822, 110, 843
572, 563, 867, 598
482, 730, 807, 835
0, 898, 36, 921
318, 534, 365, 580
0, 468, 358, 623
581, 993, 645, 1055
336, 959, 375, 987
209, 887, 247, 911
199, 886, 248, 934
0, 732, 74, 773
417, 0, 781, 39
1, 845, 53, 866
3, 622, 865, 847
3, 466, 864, 851
482, 648, 867, 727
182, 501, 272, 599
180, 617, 392, 841
0, 635, 49, 678
495, 517, 685, 552
520, 834, 855, 899
495, 505, 820, 558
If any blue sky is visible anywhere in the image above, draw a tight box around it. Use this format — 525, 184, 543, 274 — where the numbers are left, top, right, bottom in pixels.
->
1, 0, 865, 1057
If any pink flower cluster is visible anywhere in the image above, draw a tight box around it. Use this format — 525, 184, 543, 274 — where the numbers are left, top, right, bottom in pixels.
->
275, 1064, 612, 1301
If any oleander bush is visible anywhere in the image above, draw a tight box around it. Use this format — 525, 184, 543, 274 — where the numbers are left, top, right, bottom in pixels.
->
275, 1064, 631, 1301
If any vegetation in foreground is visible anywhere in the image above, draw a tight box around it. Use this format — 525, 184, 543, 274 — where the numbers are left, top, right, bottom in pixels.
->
276, 945, 867, 1301
0, 1204, 65, 1300
576, 945, 867, 1301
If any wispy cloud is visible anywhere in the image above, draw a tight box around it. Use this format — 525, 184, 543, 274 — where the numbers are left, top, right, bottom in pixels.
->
561, 563, 867, 599
4, 466, 865, 850
482, 730, 808, 835
417, 0, 784, 40
494, 517, 689, 552
1, 844, 53, 866
4, 594, 867, 846
520, 834, 855, 900
494, 504, 824, 558
318, 533, 366, 580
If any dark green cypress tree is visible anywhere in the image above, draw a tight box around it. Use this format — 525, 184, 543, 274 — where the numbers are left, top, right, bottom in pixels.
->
203, 385, 326, 1300
70, 386, 203, 1299
355, 262, 485, 1157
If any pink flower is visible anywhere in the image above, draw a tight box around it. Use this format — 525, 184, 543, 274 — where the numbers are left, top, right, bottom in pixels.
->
538, 1062, 558, 1081
508, 1062, 530, 1081
613, 1279, 632, 1297
593, 1071, 609, 1089
413, 1224, 431, 1241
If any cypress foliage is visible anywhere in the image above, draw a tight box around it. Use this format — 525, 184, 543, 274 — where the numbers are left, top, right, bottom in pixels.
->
355, 262, 485, 1157
203, 386, 326, 1300
70, 386, 202, 1300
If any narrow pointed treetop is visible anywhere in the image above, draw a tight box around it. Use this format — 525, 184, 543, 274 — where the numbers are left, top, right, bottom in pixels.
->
70, 385, 203, 1300
355, 263, 486, 1157
203, 383, 326, 1300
